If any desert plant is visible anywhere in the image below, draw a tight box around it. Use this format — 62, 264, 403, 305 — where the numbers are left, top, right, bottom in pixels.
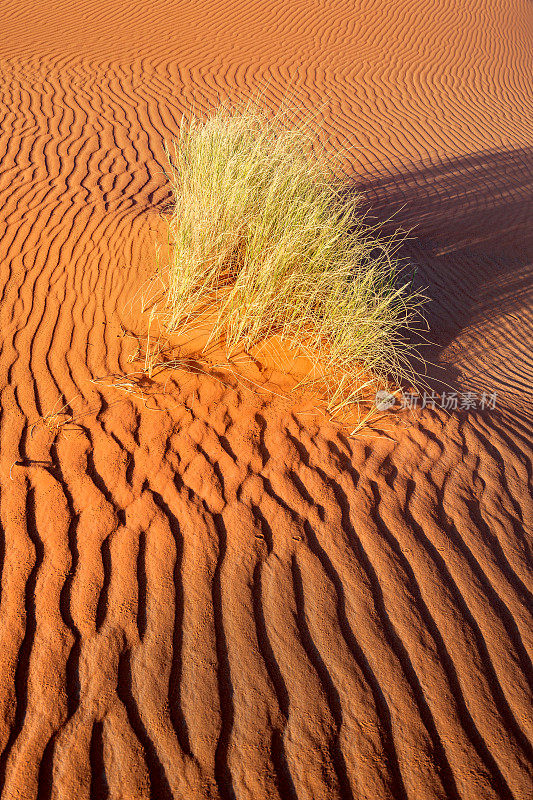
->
159, 98, 426, 415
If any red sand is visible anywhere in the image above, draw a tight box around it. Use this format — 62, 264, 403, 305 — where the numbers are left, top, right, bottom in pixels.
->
0, 1, 531, 798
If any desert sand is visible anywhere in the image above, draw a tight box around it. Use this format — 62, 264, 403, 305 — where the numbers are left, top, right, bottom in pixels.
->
0, 1, 531, 798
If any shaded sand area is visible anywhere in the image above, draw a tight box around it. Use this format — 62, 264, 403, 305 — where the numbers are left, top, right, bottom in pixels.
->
0, 1, 532, 798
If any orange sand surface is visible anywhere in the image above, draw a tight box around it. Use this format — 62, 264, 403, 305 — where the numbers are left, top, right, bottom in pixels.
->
0, 1, 531, 798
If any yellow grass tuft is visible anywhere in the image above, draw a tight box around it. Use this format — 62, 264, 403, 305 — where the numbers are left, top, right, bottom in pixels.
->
158, 97, 427, 416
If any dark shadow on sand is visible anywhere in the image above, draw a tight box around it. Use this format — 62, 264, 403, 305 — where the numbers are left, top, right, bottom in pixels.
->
347, 146, 533, 396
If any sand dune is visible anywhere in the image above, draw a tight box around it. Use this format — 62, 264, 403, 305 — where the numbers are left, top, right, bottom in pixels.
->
0, 0, 531, 798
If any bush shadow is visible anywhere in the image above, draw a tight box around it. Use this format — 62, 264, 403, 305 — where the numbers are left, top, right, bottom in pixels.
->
346, 146, 533, 397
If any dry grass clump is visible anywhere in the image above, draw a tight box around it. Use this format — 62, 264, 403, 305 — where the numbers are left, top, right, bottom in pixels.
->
159, 98, 426, 414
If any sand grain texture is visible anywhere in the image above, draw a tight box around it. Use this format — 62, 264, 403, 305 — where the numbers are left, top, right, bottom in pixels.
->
0, 1, 532, 798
